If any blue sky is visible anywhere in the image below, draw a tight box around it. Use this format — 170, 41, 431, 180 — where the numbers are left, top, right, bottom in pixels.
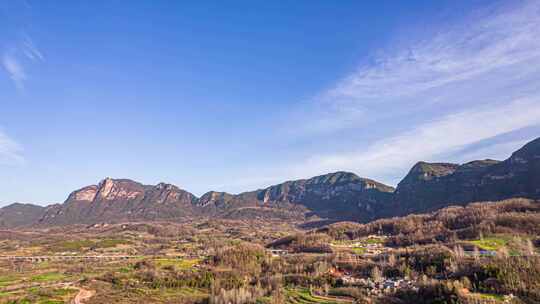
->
1, 0, 540, 205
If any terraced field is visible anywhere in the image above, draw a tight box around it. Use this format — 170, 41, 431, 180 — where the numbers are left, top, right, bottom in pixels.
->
154, 258, 200, 270
0, 284, 79, 304
469, 236, 509, 251
285, 289, 353, 304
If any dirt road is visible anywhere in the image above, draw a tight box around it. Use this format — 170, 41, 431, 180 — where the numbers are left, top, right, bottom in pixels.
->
72, 287, 95, 304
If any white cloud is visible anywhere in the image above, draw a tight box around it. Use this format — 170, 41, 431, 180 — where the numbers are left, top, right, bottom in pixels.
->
1, 35, 44, 90
0, 130, 24, 166
208, 1, 540, 194
1, 1, 44, 90
280, 0, 540, 185
215, 1, 540, 192
2, 53, 26, 90
293, 0, 540, 135
294, 98, 540, 181
21, 34, 44, 62
456, 138, 532, 163
1, 36, 44, 90
335, 1, 539, 98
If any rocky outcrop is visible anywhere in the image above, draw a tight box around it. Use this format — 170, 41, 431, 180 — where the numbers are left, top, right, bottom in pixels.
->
197, 191, 236, 208
194, 172, 396, 221
256, 172, 395, 221
32, 172, 394, 225
38, 178, 197, 225
392, 137, 540, 215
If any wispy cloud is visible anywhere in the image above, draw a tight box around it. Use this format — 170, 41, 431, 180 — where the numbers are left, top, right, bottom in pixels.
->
295, 98, 540, 181
2, 53, 27, 90
1, 35, 44, 90
0, 129, 24, 166
277, 0, 540, 185
20, 34, 43, 62
291, 0, 540, 135
1, 0, 43, 90
330, 2, 540, 101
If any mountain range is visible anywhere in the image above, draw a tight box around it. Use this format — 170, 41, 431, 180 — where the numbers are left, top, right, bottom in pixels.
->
1, 137, 539, 228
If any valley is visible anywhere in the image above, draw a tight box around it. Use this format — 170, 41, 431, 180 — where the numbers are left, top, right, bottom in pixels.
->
0, 197, 538, 303
2, 0, 540, 302
0, 138, 539, 303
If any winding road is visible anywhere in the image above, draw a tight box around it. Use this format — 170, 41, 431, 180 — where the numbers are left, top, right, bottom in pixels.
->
72, 287, 95, 304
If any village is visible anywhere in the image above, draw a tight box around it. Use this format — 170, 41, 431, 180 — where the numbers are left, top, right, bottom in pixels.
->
265, 233, 524, 302
267, 235, 424, 297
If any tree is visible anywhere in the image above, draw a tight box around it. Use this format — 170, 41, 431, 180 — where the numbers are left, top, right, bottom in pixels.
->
497, 247, 509, 258
371, 266, 382, 282
388, 254, 397, 267
460, 276, 471, 290
453, 245, 465, 259
525, 239, 535, 256
473, 247, 480, 261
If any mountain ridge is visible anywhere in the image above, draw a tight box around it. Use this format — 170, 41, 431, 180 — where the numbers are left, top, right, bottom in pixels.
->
1, 137, 539, 227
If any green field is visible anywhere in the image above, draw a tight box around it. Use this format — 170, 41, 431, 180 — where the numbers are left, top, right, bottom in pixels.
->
148, 287, 207, 300
364, 238, 384, 245
52, 238, 131, 252
154, 258, 200, 270
0, 287, 78, 304
351, 247, 366, 254
470, 292, 505, 302
0, 275, 19, 287
285, 289, 352, 304
469, 237, 508, 251
30, 272, 66, 282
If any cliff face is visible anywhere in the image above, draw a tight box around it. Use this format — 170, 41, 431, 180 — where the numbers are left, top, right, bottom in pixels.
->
392, 138, 540, 215
255, 172, 395, 221
476, 137, 540, 200
194, 172, 395, 221
38, 178, 197, 225
393, 162, 477, 213
32, 172, 394, 225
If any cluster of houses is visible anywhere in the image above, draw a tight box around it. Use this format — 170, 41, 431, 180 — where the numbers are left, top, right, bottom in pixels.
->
330, 235, 391, 256
341, 275, 418, 295
328, 264, 417, 296
362, 242, 386, 256
268, 249, 289, 257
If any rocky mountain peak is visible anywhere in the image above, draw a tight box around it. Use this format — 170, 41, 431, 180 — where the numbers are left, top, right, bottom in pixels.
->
198, 191, 234, 207
399, 162, 459, 185
305, 171, 360, 185
254, 171, 395, 221
155, 182, 173, 190
97, 177, 116, 198
3, 136, 540, 227
67, 185, 98, 202
153, 182, 185, 195
36, 178, 199, 225
94, 178, 144, 201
